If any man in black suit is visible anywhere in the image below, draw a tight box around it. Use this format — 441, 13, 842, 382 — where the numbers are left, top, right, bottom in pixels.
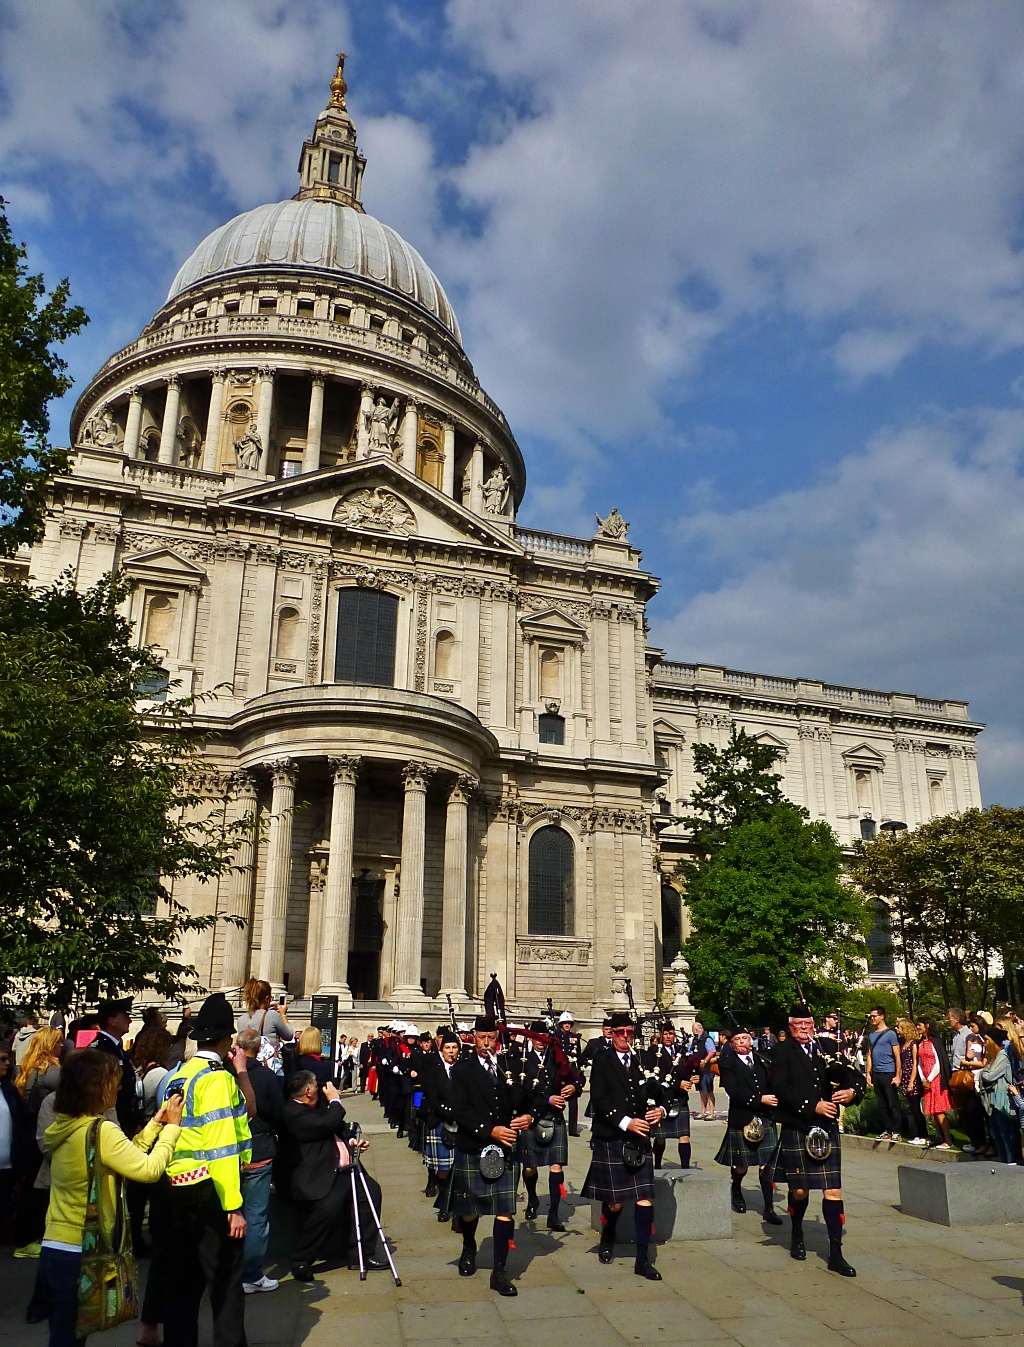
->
438, 1015, 539, 1297
771, 1003, 864, 1276
580, 1017, 613, 1066
358, 1035, 373, 1093
581, 1012, 665, 1280
92, 996, 142, 1135
714, 1027, 782, 1223
281, 1070, 385, 1280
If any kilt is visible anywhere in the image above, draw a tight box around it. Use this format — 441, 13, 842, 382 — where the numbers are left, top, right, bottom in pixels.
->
652, 1103, 691, 1140
714, 1121, 780, 1170
772, 1125, 842, 1191
437, 1146, 519, 1218
423, 1121, 454, 1170
519, 1117, 569, 1168
581, 1137, 655, 1203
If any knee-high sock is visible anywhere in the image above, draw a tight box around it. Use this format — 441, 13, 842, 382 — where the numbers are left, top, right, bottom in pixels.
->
493, 1219, 512, 1271
788, 1193, 808, 1233
678, 1141, 691, 1169
634, 1204, 655, 1261
548, 1171, 563, 1221
652, 1137, 666, 1166
822, 1197, 844, 1250
600, 1203, 620, 1243
759, 1169, 776, 1212
462, 1217, 478, 1253
523, 1168, 538, 1204
731, 1167, 745, 1189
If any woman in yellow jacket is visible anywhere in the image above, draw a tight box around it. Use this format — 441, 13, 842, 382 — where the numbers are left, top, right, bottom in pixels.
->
40, 1048, 183, 1347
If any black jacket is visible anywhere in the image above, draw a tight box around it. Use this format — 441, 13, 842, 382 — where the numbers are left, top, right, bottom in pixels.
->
770, 1036, 864, 1131
296, 1053, 333, 1090
642, 1044, 697, 1113
92, 1031, 141, 1135
448, 1052, 541, 1154
246, 1058, 285, 1164
588, 1047, 664, 1142
281, 1097, 359, 1202
420, 1054, 457, 1126
718, 1045, 775, 1129
581, 1034, 611, 1067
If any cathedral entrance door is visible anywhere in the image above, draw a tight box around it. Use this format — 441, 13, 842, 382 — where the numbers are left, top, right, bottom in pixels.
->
348, 867, 385, 999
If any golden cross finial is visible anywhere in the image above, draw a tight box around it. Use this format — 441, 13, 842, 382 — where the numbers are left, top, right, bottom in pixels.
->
330, 52, 348, 109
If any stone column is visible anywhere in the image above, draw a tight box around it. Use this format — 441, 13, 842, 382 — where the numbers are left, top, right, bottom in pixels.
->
318, 756, 361, 1001
176, 584, 201, 693
356, 384, 374, 458
439, 775, 475, 1000
256, 366, 275, 474
302, 372, 326, 475
392, 761, 435, 1002
202, 372, 226, 472
257, 758, 298, 991
221, 771, 259, 991
470, 441, 485, 513
123, 387, 144, 459
401, 400, 419, 472
442, 421, 456, 497
157, 378, 181, 465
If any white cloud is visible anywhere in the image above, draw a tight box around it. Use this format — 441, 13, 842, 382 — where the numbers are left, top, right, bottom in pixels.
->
652, 409, 1024, 802
832, 329, 918, 381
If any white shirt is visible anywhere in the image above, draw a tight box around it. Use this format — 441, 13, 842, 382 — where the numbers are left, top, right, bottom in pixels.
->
98, 1029, 122, 1049
740, 1054, 754, 1067
477, 1054, 497, 1074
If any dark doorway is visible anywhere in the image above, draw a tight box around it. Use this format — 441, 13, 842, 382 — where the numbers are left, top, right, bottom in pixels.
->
348, 867, 385, 1000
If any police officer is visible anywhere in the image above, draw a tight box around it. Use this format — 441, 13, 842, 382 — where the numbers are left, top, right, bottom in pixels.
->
771, 1002, 864, 1275
92, 997, 142, 1136
153, 993, 255, 1347
714, 1025, 782, 1222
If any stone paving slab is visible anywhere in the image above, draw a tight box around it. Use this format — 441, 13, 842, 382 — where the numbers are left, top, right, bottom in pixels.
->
2, 1092, 1023, 1347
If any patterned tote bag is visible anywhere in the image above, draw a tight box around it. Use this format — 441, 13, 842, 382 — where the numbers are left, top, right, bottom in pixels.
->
76, 1118, 139, 1336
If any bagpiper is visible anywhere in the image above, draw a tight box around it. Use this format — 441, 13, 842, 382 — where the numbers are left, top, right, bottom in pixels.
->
437, 1015, 543, 1296
517, 1021, 576, 1231
714, 1023, 783, 1223
771, 1002, 864, 1275
581, 1012, 665, 1280
642, 1021, 698, 1170
420, 1030, 461, 1205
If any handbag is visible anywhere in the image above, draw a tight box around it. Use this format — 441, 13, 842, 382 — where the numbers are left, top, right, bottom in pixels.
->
804, 1126, 833, 1161
742, 1117, 766, 1144
76, 1119, 139, 1337
479, 1144, 507, 1180
621, 1136, 650, 1171
534, 1116, 556, 1146
949, 1069, 975, 1092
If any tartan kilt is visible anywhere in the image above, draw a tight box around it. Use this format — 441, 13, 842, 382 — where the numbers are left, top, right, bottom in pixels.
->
652, 1104, 691, 1140
581, 1137, 655, 1203
772, 1125, 842, 1191
518, 1117, 569, 1168
437, 1146, 519, 1218
423, 1121, 454, 1170
714, 1122, 780, 1170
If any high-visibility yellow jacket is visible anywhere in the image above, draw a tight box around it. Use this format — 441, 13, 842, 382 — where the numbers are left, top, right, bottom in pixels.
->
164, 1054, 251, 1211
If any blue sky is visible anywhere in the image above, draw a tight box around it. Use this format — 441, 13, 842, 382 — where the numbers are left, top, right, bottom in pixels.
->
3, 0, 1024, 801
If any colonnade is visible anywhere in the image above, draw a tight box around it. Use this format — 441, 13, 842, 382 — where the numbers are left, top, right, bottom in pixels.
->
223, 756, 476, 1007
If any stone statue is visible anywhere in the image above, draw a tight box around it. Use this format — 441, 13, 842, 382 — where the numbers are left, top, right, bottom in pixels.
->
83, 405, 119, 449
461, 466, 472, 506
235, 427, 262, 471
334, 486, 415, 534
595, 506, 628, 539
366, 396, 400, 456
482, 465, 510, 515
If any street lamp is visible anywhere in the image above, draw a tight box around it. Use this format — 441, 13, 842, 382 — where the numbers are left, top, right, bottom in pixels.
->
880, 821, 912, 1017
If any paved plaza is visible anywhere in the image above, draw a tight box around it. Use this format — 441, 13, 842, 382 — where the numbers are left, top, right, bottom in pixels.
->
4, 1093, 1024, 1347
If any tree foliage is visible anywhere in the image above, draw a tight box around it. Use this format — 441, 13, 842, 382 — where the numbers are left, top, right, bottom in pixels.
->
849, 807, 1024, 1011
0, 573, 248, 1012
0, 198, 88, 556
683, 807, 872, 1020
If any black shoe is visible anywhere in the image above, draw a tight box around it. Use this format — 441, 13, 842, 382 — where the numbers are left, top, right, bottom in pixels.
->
598, 1241, 615, 1264
634, 1259, 662, 1280
790, 1234, 806, 1261
828, 1252, 857, 1277
396, 1130, 405, 1139
424, 1181, 439, 1198
654, 1157, 663, 1169
546, 1218, 567, 1232
347, 1257, 388, 1272
291, 1263, 315, 1282
524, 1202, 539, 1221
731, 1190, 746, 1214
762, 1208, 783, 1226
438, 1210, 448, 1222
458, 1249, 477, 1277
490, 1269, 518, 1296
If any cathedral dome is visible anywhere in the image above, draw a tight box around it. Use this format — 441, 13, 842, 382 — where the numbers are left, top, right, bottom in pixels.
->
167, 198, 461, 343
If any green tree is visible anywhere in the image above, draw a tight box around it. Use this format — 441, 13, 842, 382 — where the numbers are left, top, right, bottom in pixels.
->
683, 807, 872, 1020
0, 198, 88, 556
849, 807, 1024, 1011
0, 572, 247, 1013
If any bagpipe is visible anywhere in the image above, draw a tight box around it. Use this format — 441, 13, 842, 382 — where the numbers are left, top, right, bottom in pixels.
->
483, 974, 583, 1095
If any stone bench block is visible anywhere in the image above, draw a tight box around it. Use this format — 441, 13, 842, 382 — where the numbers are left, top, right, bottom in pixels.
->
898, 1162, 1024, 1226
590, 1168, 732, 1242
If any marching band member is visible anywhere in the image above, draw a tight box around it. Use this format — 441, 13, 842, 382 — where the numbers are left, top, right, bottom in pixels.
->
714, 1025, 782, 1222
642, 1021, 698, 1170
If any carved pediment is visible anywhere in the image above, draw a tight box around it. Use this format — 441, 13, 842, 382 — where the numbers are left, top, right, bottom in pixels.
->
653, 717, 686, 745
121, 546, 207, 589
332, 487, 416, 535
519, 606, 589, 645
842, 742, 887, 768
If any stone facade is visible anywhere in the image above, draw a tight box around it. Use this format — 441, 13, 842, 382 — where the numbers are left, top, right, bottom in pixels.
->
20, 61, 983, 1017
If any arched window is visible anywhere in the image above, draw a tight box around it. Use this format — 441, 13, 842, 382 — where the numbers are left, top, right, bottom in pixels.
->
434, 630, 456, 680
867, 899, 894, 974
276, 606, 302, 660
929, 777, 945, 817
528, 826, 574, 935
417, 437, 444, 490
539, 648, 561, 697
144, 593, 178, 649
334, 588, 398, 686
661, 884, 682, 962
142, 429, 161, 462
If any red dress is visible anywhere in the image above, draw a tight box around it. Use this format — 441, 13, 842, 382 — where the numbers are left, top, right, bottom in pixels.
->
919, 1037, 951, 1114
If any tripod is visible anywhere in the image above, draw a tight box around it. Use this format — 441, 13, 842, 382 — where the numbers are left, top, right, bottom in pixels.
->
349, 1148, 401, 1285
